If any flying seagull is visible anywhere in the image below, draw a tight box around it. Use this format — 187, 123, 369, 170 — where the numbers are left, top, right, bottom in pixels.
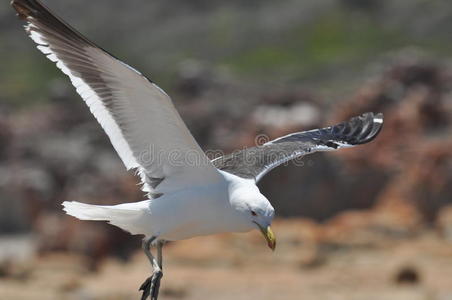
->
11, 0, 383, 299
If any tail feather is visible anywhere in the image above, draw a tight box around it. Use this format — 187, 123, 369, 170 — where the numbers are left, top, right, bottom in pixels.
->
63, 201, 115, 221
62, 201, 151, 235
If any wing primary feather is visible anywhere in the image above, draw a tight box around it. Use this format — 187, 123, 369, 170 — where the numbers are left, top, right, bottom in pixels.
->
213, 112, 384, 181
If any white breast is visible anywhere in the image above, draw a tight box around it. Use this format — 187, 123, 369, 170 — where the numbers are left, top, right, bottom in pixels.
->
148, 173, 256, 241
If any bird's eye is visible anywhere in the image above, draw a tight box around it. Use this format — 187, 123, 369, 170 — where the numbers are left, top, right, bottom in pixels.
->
251, 210, 257, 216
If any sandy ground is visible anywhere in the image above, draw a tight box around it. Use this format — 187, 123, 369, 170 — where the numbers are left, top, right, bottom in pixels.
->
1, 219, 452, 300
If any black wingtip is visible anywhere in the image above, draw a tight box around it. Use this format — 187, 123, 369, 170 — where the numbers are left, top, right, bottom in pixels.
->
11, 0, 52, 21
11, 0, 32, 20
13, 0, 47, 22
344, 112, 384, 145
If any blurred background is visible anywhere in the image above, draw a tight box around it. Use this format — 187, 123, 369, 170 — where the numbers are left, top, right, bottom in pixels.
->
1, 0, 452, 299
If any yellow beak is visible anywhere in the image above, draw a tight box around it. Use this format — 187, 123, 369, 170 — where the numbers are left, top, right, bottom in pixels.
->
257, 224, 276, 251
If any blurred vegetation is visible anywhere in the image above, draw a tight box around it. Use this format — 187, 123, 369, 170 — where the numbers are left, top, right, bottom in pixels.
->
2, 0, 452, 107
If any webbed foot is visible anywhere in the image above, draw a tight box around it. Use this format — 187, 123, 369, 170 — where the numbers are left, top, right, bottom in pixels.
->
139, 270, 163, 300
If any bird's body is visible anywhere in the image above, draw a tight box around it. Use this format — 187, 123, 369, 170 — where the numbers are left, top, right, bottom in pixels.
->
64, 171, 268, 241
11, 0, 384, 299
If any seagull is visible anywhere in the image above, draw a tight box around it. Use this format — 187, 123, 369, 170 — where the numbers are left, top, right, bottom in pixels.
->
11, 0, 383, 299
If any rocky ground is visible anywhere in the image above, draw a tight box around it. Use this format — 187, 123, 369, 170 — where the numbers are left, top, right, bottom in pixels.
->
1, 218, 452, 300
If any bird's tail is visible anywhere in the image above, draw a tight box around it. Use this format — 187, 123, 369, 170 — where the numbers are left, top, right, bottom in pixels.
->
62, 201, 151, 235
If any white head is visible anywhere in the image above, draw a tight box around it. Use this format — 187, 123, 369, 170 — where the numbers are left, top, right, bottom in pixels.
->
228, 178, 276, 250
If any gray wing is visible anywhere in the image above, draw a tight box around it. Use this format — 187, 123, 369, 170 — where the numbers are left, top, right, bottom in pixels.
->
11, 0, 222, 197
212, 112, 383, 182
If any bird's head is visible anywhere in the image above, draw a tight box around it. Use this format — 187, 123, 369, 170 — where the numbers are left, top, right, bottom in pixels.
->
230, 186, 276, 250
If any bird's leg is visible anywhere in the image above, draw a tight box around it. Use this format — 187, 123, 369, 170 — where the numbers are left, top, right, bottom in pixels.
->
139, 237, 164, 300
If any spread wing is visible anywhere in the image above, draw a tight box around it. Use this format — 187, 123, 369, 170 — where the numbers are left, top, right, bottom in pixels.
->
12, 0, 221, 197
213, 112, 383, 182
